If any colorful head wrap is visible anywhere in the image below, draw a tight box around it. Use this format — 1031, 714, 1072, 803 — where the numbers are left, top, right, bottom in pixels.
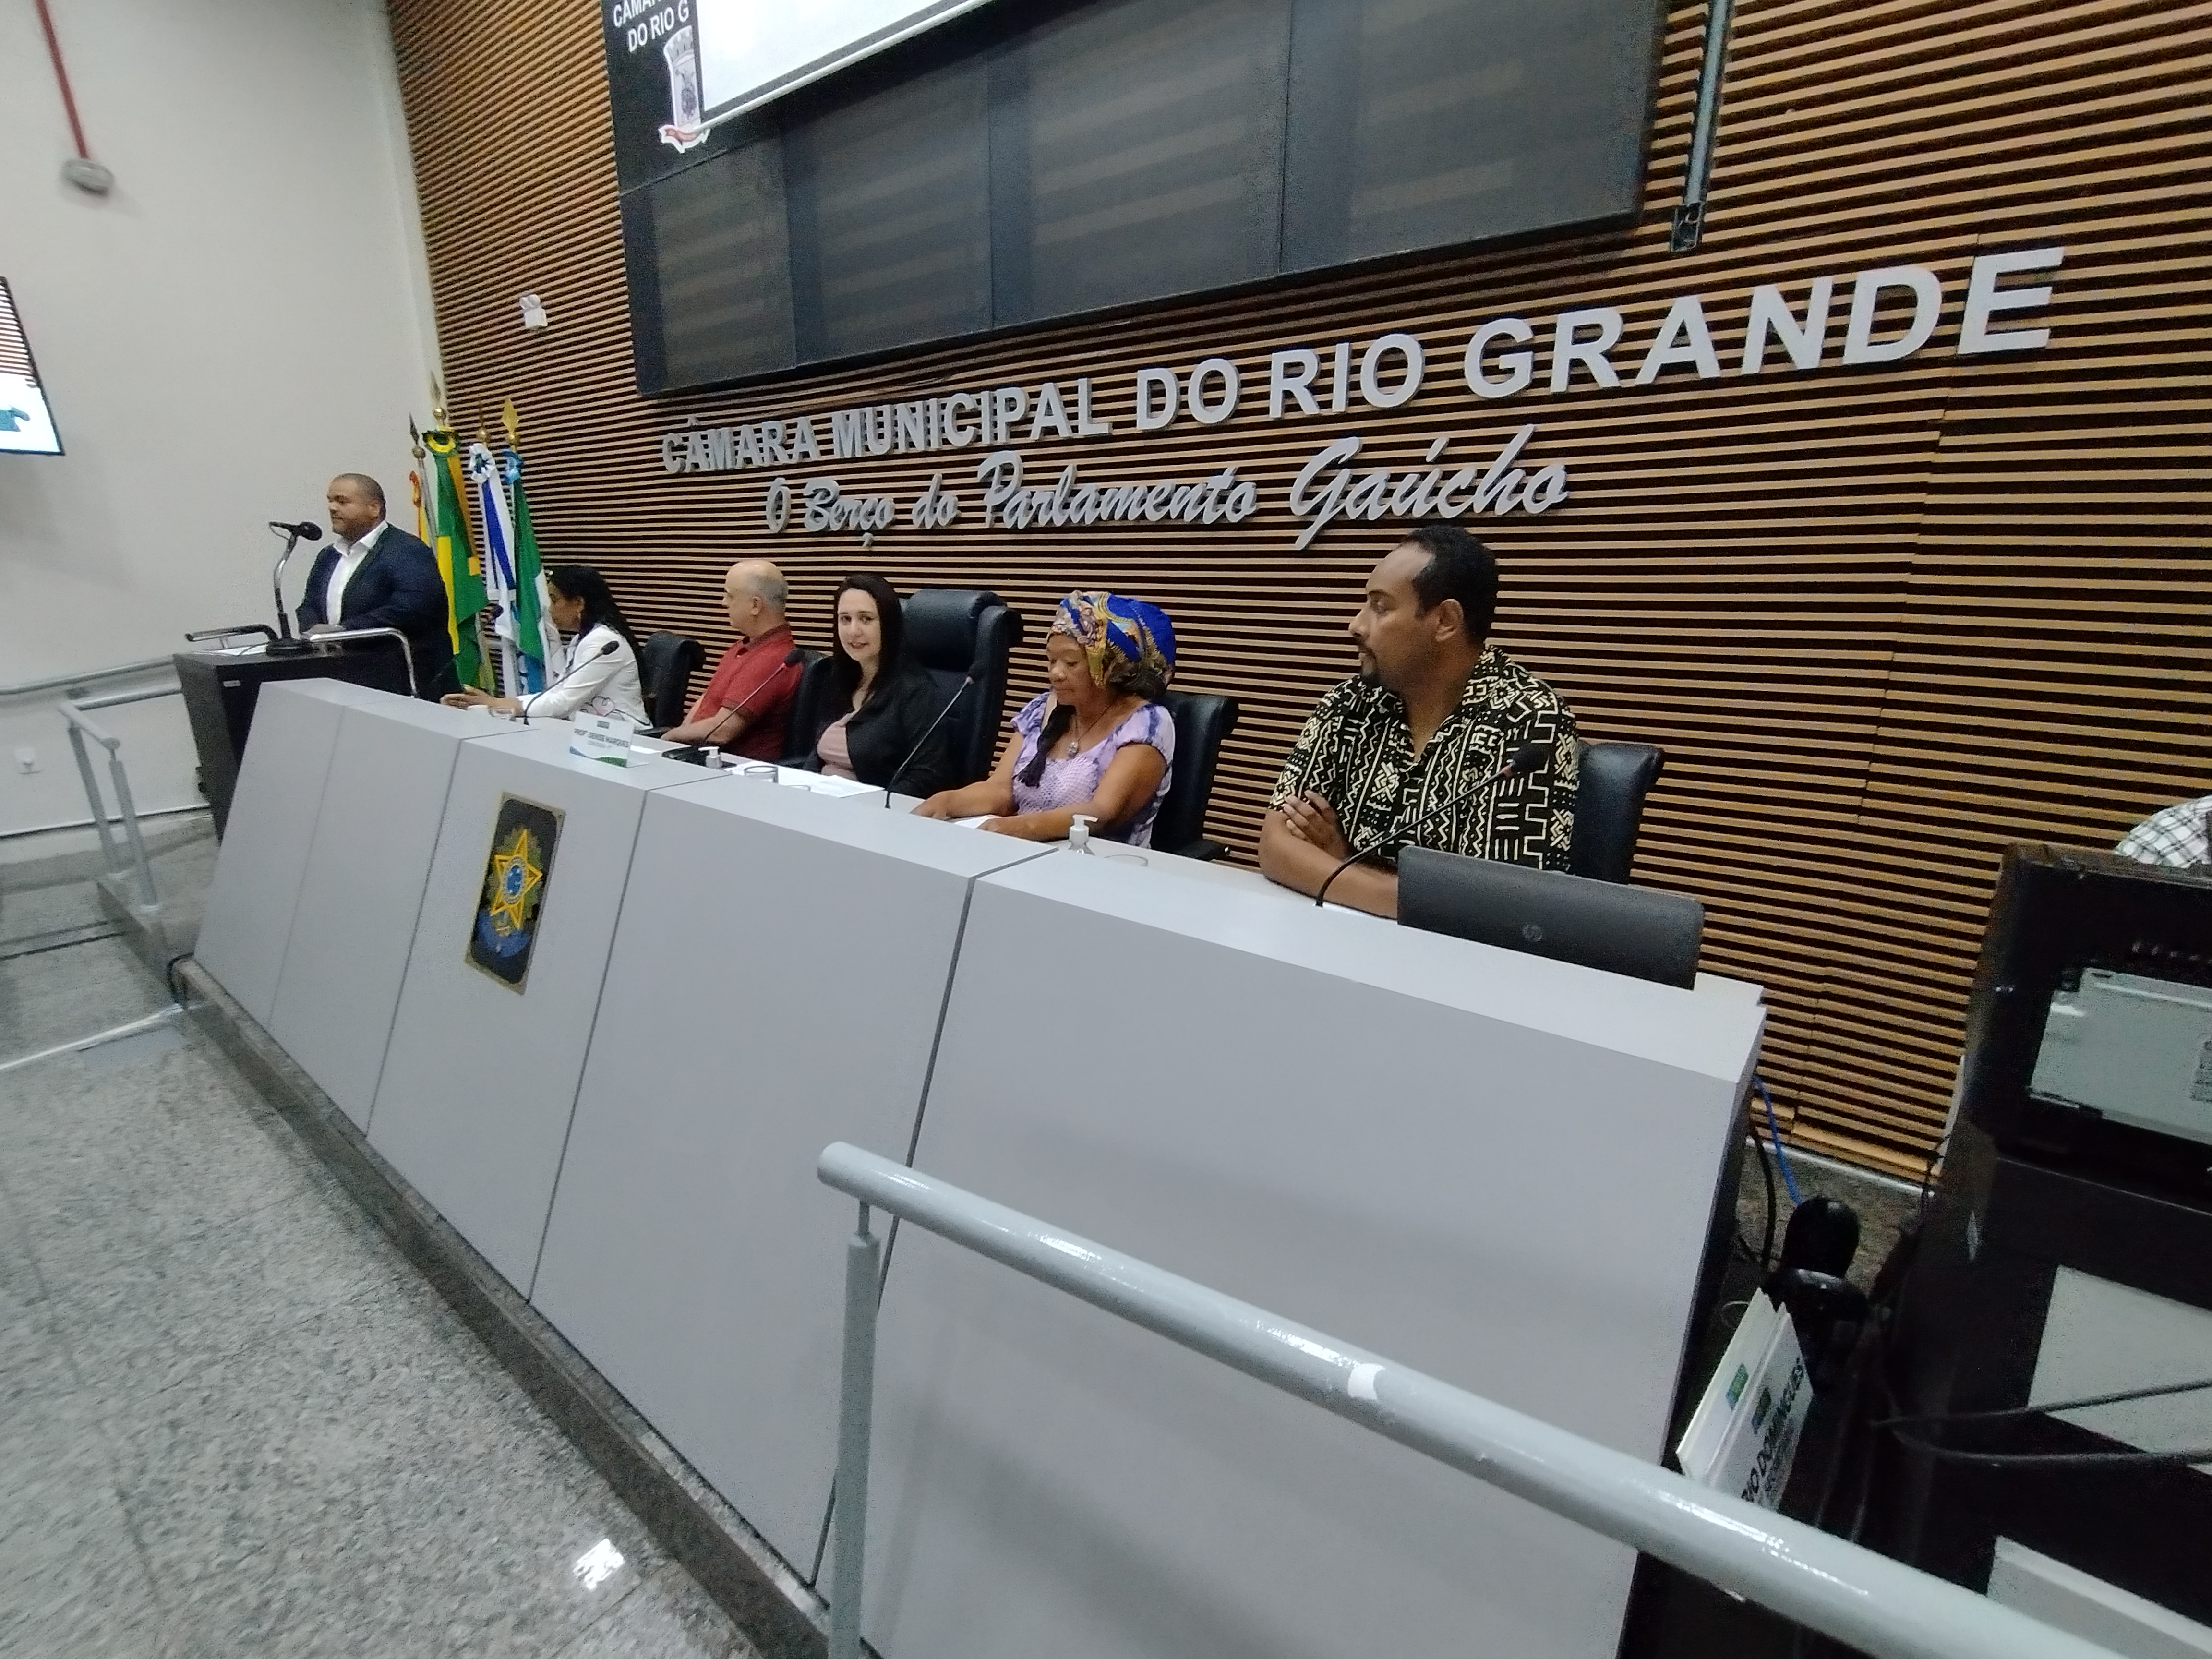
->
1050, 591, 1175, 700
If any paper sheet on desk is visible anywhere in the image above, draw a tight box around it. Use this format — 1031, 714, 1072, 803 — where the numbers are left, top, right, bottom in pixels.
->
800, 772, 882, 798
951, 814, 997, 828
709, 763, 881, 796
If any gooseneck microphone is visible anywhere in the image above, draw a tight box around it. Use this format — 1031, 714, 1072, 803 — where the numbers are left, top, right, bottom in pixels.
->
265, 518, 327, 653
883, 674, 973, 805
516, 636, 620, 724
1311, 738, 1550, 908
698, 648, 805, 750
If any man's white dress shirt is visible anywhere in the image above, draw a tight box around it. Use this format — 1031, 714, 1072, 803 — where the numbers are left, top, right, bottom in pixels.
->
323, 519, 389, 624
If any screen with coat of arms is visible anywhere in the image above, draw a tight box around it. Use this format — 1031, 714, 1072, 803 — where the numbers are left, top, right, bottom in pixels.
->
467, 795, 564, 991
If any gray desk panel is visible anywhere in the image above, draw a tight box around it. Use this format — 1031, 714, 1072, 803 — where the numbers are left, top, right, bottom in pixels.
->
530, 779, 1050, 1570
864, 851, 1763, 1659
194, 682, 356, 1022
266, 695, 508, 1126
367, 732, 703, 1289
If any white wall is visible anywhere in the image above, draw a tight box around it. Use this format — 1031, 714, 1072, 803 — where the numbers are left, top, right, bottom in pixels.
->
0, 0, 439, 836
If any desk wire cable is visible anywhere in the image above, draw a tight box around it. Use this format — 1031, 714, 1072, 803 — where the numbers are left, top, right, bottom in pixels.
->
1754, 1076, 1800, 1205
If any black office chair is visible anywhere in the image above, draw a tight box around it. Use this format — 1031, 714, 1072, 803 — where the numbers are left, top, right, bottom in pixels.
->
1571, 739, 1664, 884
1151, 690, 1239, 860
781, 652, 838, 765
638, 631, 705, 730
901, 588, 1023, 786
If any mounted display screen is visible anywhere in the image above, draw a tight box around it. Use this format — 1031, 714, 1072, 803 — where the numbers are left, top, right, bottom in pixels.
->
602, 0, 1666, 394
0, 278, 63, 456
685, 0, 996, 128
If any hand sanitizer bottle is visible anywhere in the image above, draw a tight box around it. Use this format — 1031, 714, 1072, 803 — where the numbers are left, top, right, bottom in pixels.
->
1069, 814, 1096, 854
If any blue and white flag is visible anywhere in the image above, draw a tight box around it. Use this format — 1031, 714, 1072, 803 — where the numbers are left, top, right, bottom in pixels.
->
465, 440, 528, 694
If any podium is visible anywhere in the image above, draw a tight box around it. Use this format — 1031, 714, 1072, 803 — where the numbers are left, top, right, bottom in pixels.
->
174, 637, 412, 835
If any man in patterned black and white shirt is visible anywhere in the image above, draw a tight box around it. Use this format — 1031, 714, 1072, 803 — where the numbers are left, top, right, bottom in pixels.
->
1260, 522, 1577, 918
2116, 793, 2212, 868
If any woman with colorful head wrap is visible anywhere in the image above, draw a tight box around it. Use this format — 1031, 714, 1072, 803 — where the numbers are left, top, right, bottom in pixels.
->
914, 590, 1179, 846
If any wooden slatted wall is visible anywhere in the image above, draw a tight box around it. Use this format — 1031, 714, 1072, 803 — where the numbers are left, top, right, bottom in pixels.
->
387, 0, 2212, 1178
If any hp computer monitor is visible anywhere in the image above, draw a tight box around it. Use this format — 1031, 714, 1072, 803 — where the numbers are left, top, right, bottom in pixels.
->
1397, 847, 1705, 988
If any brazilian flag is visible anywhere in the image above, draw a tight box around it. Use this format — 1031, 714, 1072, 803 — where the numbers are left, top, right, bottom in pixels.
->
424, 429, 488, 690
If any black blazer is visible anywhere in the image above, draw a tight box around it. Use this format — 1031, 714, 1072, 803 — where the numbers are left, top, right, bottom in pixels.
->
790, 659, 960, 796
296, 524, 457, 698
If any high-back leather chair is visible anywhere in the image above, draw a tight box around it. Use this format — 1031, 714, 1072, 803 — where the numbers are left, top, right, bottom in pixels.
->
1151, 690, 1239, 859
638, 631, 704, 730
1571, 739, 1664, 883
901, 588, 1023, 786
782, 651, 837, 764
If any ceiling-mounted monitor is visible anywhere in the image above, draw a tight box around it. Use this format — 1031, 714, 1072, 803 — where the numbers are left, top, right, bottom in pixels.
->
699, 1, 995, 122
0, 278, 63, 456
617, 0, 998, 153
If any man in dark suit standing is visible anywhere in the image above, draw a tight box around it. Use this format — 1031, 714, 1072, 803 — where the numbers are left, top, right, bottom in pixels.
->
297, 472, 459, 699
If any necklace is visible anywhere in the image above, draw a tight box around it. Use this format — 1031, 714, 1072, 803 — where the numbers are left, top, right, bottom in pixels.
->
1063, 701, 1120, 756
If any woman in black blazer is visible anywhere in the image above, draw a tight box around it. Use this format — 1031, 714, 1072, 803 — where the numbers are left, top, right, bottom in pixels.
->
792, 573, 961, 797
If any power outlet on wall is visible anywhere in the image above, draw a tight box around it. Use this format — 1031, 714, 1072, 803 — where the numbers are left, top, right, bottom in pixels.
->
14, 747, 37, 774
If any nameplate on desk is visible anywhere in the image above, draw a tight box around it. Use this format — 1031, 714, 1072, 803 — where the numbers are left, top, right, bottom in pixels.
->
569, 712, 637, 767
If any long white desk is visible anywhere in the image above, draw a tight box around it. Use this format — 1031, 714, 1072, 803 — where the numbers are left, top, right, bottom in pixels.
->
197, 684, 1765, 1659
861, 849, 1762, 1659
267, 694, 513, 1124
530, 777, 1054, 1569
366, 726, 705, 1290
195, 680, 378, 1023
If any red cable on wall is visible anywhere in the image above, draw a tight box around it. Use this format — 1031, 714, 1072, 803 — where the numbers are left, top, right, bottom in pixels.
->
34, 0, 93, 160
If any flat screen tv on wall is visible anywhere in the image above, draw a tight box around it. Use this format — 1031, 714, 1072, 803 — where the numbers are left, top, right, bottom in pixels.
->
602, 0, 1667, 394
0, 278, 63, 456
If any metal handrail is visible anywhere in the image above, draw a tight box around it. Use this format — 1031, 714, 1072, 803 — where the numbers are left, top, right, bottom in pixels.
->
296, 625, 418, 697
177, 623, 416, 697
65, 682, 180, 715
57, 694, 161, 915
58, 685, 184, 914
57, 700, 126, 750
0, 656, 174, 699
816, 1142, 2122, 1659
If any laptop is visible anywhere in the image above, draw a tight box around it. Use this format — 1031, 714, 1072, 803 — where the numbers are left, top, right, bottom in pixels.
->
1397, 846, 1704, 988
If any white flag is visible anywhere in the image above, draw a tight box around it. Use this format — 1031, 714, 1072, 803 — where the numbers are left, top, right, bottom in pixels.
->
465, 441, 522, 693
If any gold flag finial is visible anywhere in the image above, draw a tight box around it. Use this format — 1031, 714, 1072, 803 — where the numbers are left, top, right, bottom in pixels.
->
429, 379, 449, 431
409, 415, 424, 458
500, 397, 519, 450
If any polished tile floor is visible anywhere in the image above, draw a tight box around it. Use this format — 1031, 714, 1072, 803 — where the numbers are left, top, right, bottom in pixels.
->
0, 836, 755, 1658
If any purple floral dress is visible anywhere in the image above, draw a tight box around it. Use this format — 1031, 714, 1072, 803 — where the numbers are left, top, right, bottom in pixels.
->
1008, 694, 1177, 847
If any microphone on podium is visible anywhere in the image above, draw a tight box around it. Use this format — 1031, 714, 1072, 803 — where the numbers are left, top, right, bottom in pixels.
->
265, 519, 327, 652
517, 637, 620, 724
883, 674, 973, 805
1312, 739, 1550, 908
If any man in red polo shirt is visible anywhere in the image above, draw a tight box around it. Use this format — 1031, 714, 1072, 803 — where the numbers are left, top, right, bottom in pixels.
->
661, 559, 803, 760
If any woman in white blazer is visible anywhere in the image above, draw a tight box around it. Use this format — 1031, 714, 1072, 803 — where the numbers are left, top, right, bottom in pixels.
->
443, 564, 648, 725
